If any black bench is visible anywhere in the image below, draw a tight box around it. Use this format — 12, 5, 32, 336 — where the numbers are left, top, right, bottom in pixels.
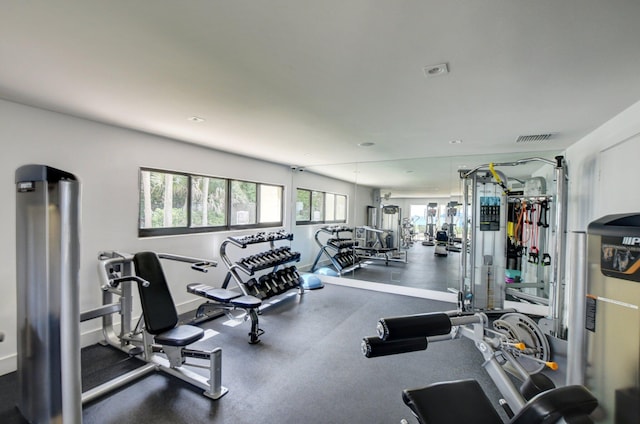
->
186, 283, 263, 344
402, 379, 597, 424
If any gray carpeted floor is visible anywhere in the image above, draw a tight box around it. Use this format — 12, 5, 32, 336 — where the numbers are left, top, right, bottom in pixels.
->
0, 283, 504, 424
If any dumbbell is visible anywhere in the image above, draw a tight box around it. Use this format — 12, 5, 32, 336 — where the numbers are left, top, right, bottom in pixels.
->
258, 274, 276, 297
270, 272, 286, 292
289, 267, 303, 288
245, 278, 266, 298
285, 267, 300, 288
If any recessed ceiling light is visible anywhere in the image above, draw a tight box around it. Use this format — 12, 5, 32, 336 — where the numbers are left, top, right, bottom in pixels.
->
423, 63, 449, 77
358, 142, 375, 147
187, 116, 205, 123
449, 139, 463, 144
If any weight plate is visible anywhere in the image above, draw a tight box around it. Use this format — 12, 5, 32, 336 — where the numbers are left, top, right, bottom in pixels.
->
493, 313, 550, 374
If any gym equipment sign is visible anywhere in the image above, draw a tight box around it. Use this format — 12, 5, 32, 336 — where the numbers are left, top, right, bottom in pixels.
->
600, 235, 640, 282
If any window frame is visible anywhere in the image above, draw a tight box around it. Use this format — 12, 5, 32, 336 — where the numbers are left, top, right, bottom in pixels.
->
295, 188, 348, 225
138, 168, 284, 237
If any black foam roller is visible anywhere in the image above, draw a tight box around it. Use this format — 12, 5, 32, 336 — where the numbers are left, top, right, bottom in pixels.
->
361, 336, 428, 358
377, 313, 452, 341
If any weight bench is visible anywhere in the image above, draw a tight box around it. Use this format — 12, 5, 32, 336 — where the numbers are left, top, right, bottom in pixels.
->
132, 251, 228, 399
402, 379, 597, 424
355, 246, 398, 265
186, 283, 263, 344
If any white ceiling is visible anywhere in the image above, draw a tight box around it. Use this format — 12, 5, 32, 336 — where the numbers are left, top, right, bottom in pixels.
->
2, 1, 640, 195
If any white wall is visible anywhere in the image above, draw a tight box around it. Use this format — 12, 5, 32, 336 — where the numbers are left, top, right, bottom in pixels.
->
0, 99, 358, 374
565, 100, 640, 231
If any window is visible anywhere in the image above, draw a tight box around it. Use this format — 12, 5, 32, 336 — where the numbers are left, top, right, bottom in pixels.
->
296, 189, 311, 222
335, 194, 347, 221
325, 193, 335, 221
139, 170, 189, 230
231, 180, 257, 226
259, 184, 283, 223
191, 176, 226, 227
139, 168, 284, 237
311, 191, 324, 221
295, 188, 347, 225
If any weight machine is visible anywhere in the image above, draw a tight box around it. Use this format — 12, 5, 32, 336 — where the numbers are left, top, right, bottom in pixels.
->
445, 201, 463, 253
359, 205, 409, 263
82, 250, 229, 402
362, 310, 598, 423
459, 157, 568, 339
421, 203, 438, 246
401, 217, 417, 249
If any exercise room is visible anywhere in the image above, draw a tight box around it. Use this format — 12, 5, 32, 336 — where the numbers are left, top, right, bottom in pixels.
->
1, 2, 640, 424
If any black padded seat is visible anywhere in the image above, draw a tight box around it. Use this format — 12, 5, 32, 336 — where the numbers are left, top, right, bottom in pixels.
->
187, 283, 261, 308
203, 288, 241, 302
154, 325, 205, 347
402, 379, 503, 424
509, 385, 597, 424
230, 295, 262, 308
187, 283, 240, 302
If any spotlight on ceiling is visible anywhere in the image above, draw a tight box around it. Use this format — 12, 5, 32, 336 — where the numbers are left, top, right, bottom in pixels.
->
423, 63, 449, 77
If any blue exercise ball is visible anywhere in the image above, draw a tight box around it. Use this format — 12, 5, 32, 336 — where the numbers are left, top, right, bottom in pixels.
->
301, 273, 324, 290
314, 267, 339, 277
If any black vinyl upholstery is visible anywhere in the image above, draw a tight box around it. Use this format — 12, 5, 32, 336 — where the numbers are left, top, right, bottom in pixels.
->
403, 379, 503, 424
132, 252, 204, 350
509, 385, 597, 424
133, 251, 180, 335
403, 379, 597, 424
154, 325, 204, 347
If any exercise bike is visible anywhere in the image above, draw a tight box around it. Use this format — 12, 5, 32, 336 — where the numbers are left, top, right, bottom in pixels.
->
362, 311, 597, 423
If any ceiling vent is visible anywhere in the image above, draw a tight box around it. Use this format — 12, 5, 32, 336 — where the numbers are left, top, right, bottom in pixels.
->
515, 133, 555, 143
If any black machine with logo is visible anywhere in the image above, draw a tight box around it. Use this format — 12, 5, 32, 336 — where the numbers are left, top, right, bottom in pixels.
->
586, 213, 640, 424
589, 214, 640, 283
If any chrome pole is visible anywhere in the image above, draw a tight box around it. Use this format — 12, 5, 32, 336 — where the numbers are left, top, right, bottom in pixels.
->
566, 231, 587, 385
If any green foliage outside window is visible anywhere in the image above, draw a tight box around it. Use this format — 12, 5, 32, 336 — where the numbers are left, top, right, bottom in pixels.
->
296, 189, 311, 221
140, 170, 188, 228
139, 168, 283, 236
191, 176, 226, 227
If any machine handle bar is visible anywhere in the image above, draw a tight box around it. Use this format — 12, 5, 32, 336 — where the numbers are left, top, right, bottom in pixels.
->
108, 276, 150, 288
157, 253, 217, 271
377, 312, 483, 341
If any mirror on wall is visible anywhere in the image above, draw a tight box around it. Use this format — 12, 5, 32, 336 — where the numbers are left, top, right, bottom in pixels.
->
294, 150, 562, 303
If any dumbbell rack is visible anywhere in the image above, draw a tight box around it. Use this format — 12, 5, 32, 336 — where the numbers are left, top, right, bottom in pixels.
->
310, 226, 361, 276
220, 230, 304, 300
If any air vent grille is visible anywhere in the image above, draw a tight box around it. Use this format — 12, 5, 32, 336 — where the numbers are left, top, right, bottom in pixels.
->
515, 133, 555, 143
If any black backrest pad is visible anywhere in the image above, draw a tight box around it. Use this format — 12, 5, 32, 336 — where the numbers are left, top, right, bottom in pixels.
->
133, 252, 179, 334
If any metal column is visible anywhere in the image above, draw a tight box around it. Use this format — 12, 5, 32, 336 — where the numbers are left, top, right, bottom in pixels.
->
16, 165, 82, 424
566, 231, 587, 386
550, 156, 568, 337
